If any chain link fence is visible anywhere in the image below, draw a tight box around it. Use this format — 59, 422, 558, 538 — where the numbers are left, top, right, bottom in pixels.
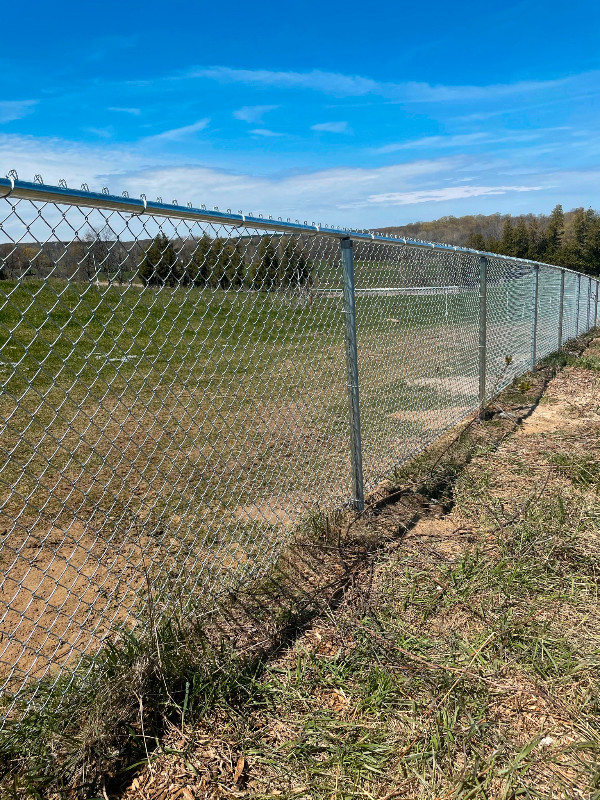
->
0, 174, 598, 726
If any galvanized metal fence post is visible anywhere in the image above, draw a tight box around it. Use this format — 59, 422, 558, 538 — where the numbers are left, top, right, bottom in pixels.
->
587, 276, 592, 331
576, 273, 581, 337
530, 265, 539, 371
595, 280, 599, 328
340, 237, 364, 511
557, 268, 565, 350
478, 255, 488, 416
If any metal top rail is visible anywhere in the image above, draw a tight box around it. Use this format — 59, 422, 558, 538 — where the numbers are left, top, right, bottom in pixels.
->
0, 174, 583, 276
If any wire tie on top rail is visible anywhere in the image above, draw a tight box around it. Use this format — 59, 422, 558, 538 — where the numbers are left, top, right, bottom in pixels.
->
130, 194, 147, 217
0, 174, 15, 199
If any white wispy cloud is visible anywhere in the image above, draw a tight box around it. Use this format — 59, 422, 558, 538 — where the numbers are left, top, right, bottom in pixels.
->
402, 79, 567, 104
374, 128, 573, 154
249, 128, 283, 137
186, 67, 379, 97
311, 121, 350, 134
143, 118, 210, 142
182, 65, 575, 104
0, 100, 38, 124
0, 131, 593, 227
107, 106, 141, 115
0, 133, 156, 191
110, 158, 460, 224
233, 105, 279, 123
457, 87, 600, 121
350, 184, 543, 208
375, 133, 489, 153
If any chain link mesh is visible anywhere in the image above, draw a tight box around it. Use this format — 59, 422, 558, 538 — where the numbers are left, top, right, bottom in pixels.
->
0, 184, 598, 727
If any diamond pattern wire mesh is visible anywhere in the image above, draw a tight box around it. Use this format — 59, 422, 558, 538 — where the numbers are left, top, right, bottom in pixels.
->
486, 258, 535, 388
0, 187, 598, 727
563, 271, 579, 342
352, 242, 482, 488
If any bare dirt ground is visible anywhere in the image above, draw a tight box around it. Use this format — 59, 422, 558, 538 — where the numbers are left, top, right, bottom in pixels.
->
0, 323, 487, 693
109, 335, 600, 800
0, 390, 340, 689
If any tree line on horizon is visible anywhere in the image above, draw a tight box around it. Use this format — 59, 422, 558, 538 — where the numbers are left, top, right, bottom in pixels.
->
138, 233, 314, 290
378, 205, 600, 276
3, 205, 599, 286
0, 232, 315, 291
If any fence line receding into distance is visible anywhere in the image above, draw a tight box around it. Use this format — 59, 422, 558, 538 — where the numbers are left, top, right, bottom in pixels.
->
0, 172, 598, 726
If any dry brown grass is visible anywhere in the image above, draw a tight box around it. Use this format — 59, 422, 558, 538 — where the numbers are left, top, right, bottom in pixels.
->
5, 333, 599, 799
97, 336, 600, 800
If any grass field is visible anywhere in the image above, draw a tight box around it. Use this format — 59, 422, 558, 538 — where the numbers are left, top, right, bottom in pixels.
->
0, 271, 586, 696
4, 331, 598, 797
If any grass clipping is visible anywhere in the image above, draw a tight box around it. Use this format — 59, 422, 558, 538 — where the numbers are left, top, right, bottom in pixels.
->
5, 335, 600, 799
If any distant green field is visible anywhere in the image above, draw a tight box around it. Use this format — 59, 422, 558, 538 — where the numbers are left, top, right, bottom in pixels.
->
0, 276, 538, 442
0, 276, 480, 543
0, 277, 492, 564
0, 278, 485, 398
0, 273, 570, 681
0, 274, 556, 511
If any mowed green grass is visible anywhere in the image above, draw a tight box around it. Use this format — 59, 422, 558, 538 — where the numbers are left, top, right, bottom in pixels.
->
0, 281, 337, 397
0, 276, 484, 688
0, 277, 483, 406
0, 267, 572, 408
0, 278, 469, 360
0, 277, 526, 500
0, 277, 520, 618
0, 277, 486, 541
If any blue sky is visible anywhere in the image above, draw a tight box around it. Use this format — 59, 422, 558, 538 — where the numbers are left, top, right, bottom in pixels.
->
1, 0, 599, 227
